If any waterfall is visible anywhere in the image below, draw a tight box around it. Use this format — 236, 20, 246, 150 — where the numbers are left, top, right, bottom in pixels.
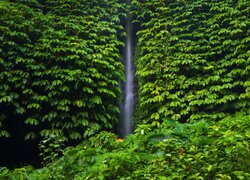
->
119, 15, 135, 138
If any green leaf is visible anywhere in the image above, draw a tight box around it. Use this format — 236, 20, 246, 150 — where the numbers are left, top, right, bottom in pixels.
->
27, 103, 40, 109
0, 130, 10, 137
24, 118, 39, 126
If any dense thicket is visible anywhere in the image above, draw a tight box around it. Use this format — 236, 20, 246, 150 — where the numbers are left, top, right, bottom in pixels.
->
1, 0, 250, 178
1, 115, 250, 179
0, 0, 126, 142
132, 0, 250, 123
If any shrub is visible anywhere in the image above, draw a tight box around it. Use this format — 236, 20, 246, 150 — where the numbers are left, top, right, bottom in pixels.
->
2, 114, 249, 179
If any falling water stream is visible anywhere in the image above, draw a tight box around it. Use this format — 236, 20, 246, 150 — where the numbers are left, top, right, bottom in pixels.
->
119, 15, 136, 138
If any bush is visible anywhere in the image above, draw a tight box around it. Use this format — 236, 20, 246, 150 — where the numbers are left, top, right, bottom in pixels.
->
2, 114, 249, 179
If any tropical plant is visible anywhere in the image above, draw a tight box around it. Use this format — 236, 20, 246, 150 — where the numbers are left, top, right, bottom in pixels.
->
1, 114, 250, 179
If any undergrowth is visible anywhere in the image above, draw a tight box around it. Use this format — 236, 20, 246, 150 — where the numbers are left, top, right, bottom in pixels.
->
1, 114, 250, 179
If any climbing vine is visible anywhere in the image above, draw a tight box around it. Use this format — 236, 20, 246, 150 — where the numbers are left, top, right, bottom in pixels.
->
0, 0, 126, 141
132, 0, 250, 123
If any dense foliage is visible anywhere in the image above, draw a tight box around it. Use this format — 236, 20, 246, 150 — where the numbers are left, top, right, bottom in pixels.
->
1, 114, 250, 179
132, 0, 250, 123
0, 0, 126, 141
1, 0, 250, 178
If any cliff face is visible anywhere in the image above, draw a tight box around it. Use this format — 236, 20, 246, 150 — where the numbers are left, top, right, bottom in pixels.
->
0, 0, 127, 167
0, 0, 250, 170
132, 0, 250, 123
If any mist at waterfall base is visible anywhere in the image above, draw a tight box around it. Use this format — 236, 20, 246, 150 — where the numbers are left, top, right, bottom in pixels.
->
118, 15, 136, 138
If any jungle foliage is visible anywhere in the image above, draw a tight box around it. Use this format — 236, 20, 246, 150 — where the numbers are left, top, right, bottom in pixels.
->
1, 0, 250, 178
0, 0, 126, 141
132, 0, 250, 123
1, 114, 250, 179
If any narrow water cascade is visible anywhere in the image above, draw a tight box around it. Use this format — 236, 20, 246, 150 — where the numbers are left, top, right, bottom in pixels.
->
119, 15, 136, 138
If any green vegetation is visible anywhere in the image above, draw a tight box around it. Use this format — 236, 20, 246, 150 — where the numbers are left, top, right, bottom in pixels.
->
0, 0, 126, 141
0, 0, 250, 179
132, 0, 250, 123
1, 115, 250, 179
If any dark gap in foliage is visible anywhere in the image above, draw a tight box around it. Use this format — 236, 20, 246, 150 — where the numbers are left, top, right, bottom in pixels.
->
0, 107, 42, 169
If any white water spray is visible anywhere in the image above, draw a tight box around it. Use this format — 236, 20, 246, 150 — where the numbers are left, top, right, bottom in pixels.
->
119, 15, 135, 137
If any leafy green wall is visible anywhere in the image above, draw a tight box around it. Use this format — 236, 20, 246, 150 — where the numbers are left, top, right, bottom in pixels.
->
0, 0, 126, 141
132, 0, 250, 123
